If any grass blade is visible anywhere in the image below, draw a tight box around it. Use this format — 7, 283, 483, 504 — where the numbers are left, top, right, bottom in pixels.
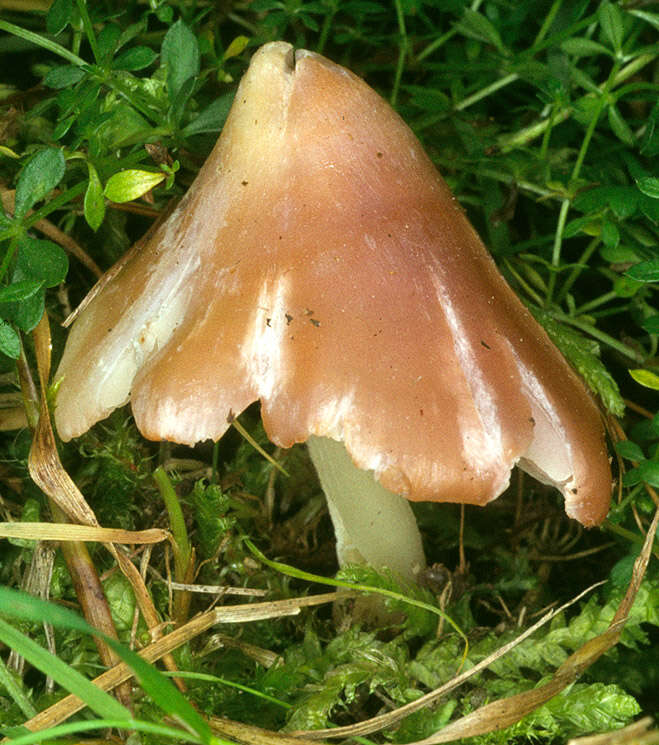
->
0, 617, 130, 721
0, 586, 213, 743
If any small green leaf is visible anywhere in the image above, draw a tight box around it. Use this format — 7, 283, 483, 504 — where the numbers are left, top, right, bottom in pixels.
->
639, 194, 659, 223
46, 0, 73, 35
0, 273, 46, 332
53, 115, 75, 140
0, 198, 9, 227
456, 8, 505, 53
563, 215, 600, 239
635, 176, 659, 199
0, 320, 20, 359
599, 244, 639, 263
532, 308, 625, 416
573, 92, 604, 127
14, 148, 66, 219
8, 289, 45, 333
615, 440, 645, 462
613, 275, 642, 298
623, 459, 659, 488
84, 163, 105, 231
104, 169, 166, 203
626, 259, 659, 283
629, 368, 659, 390
0, 145, 20, 159
168, 75, 196, 128
182, 92, 235, 136
600, 219, 619, 249
561, 37, 612, 58
0, 280, 43, 305
17, 237, 69, 287
600, 1, 625, 53
96, 24, 121, 64
156, 4, 174, 23
116, 20, 148, 52
573, 185, 638, 220
113, 46, 158, 72
43, 64, 86, 89
223, 35, 250, 60
607, 104, 634, 145
103, 573, 137, 632
642, 316, 659, 334
628, 9, 659, 32
95, 102, 151, 149
161, 20, 200, 104
571, 67, 600, 94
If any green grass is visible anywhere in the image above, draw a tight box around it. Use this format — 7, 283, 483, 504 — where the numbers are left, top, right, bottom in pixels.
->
0, 1, 658, 743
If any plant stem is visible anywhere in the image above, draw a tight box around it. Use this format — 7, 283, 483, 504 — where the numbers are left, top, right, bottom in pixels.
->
612, 52, 658, 87
539, 101, 559, 163
545, 198, 571, 304
316, 0, 338, 54
525, 12, 597, 58
211, 440, 220, 484
0, 652, 37, 718
417, 0, 483, 62
555, 237, 601, 305
23, 182, 87, 231
499, 52, 656, 153
503, 259, 545, 307
0, 236, 19, 285
0, 19, 87, 67
532, 0, 563, 46
603, 519, 659, 560
574, 290, 620, 316
391, 0, 408, 107
499, 107, 573, 152
75, 0, 100, 64
153, 466, 191, 582
552, 310, 645, 362
455, 73, 519, 112
546, 56, 621, 304
471, 167, 556, 199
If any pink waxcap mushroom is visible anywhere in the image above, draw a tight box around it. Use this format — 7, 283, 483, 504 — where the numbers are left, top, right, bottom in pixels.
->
55, 42, 611, 532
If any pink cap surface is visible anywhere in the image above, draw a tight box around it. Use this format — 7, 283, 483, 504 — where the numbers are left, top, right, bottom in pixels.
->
55, 42, 611, 525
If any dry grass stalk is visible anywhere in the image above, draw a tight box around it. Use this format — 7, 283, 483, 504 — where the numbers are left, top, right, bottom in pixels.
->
0, 522, 169, 544
26, 313, 184, 687
17, 592, 347, 741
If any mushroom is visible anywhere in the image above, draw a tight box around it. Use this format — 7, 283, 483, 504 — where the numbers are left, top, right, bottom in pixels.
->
54, 42, 611, 583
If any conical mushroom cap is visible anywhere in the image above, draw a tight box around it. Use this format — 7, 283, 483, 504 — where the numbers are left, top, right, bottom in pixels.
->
55, 42, 611, 525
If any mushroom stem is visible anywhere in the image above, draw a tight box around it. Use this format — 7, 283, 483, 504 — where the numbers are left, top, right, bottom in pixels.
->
307, 435, 426, 583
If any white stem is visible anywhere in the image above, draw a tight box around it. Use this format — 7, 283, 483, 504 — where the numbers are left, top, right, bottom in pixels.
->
307, 436, 426, 583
